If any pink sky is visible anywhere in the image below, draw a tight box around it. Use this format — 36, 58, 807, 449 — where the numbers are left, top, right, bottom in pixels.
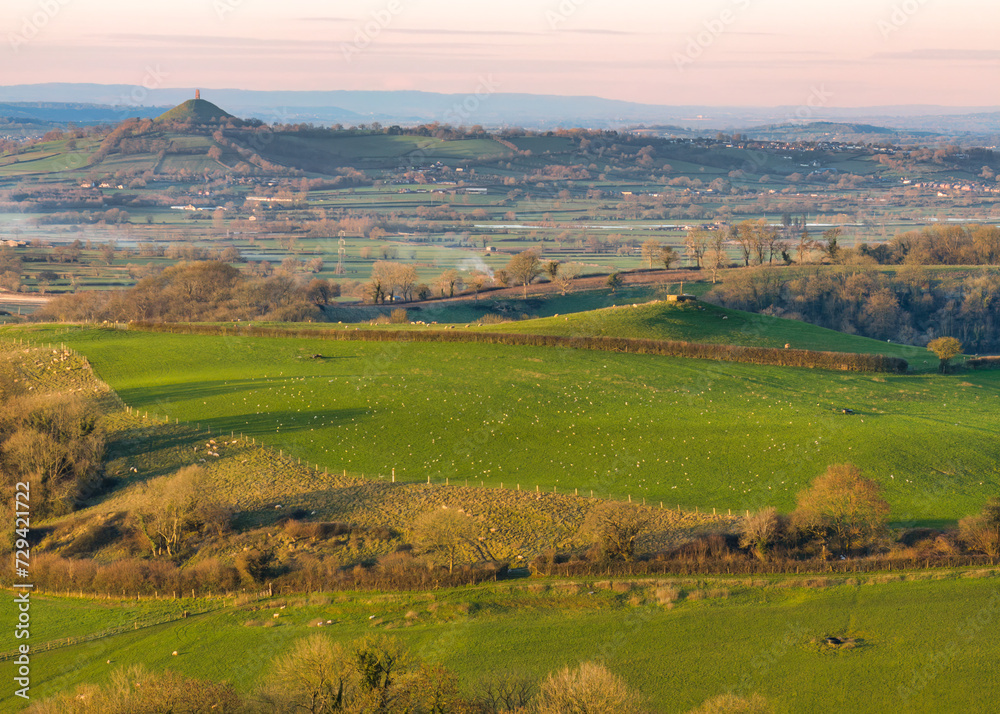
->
4, 0, 999, 106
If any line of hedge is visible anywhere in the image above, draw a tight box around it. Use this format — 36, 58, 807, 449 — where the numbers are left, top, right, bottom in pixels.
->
127, 322, 909, 373
966, 356, 1000, 370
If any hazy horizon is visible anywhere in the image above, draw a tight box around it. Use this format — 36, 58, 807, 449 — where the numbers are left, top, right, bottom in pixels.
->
4, 0, 998, 108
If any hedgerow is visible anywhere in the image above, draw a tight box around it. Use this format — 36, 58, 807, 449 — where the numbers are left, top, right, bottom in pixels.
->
128, 322, 909, 373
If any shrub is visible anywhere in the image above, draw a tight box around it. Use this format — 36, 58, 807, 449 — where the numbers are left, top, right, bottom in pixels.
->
958, 498, 1000, 557
26, 665, 246, 713
533, 661, 644, 714
477, 313, 511, 325
739, 508, 785, 561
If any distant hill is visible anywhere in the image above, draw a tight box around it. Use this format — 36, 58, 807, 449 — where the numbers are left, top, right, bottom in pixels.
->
0, 102, 165, 123
763, 121, 897, 135
737, 121, 946, 144
1, 84, 1000, 136
156, 98, 234, 123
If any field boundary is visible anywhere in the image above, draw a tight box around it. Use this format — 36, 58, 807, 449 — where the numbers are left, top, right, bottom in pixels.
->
124, 322, 909, 373
0, 602, 223, 662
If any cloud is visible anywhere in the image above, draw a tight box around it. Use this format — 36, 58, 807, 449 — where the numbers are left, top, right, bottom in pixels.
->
385, 28, 539, 37
560, 29, 642, 36
873, 49, 1000, 62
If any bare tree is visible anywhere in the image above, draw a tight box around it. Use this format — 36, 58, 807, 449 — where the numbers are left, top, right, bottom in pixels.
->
473, 674, 535, 713
435, 269, 463, 298
641, 239, 661, 269
132, 466, 229, 557
585, 504, 648, 562
739, 507, 785, 562
555, 262, 582, 295
660, 245, 680, 269
412, 508, 483, 573
796, 229, 814, 264
468, 270, 490, 299
705, 232, 729, 284
684, 230, 709, 269
506, 250, 543, 298
791, 464, 890, 555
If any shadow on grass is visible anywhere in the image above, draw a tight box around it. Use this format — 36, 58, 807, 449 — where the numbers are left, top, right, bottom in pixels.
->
117, 379, 289, 405
195, 408, 371, 438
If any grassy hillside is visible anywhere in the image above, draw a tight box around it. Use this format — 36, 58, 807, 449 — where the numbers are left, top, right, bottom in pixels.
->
476, 301, 937, 371
5, 325, 997, 523
0, 339, 718, 563
8, 570, 1000, 713
155, 98, 234, 123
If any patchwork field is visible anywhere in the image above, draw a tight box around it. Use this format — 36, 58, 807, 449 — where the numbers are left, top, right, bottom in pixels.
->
4, 319, 996, 525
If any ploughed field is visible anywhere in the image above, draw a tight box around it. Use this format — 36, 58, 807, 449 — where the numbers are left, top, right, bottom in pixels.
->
5, 321, 997, 524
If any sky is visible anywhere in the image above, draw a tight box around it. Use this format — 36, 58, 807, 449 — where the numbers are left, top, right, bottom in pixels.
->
3, 0, 999, 107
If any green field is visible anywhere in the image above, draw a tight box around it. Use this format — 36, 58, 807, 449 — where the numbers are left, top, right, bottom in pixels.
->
4, 322, 996, 524
7, 571, 1000, 713
476, 301, 937, 370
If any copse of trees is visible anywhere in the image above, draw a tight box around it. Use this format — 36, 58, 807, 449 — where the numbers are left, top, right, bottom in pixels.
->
367, 261, 419, 304
506, 249, 543, 298
856, 225, 1000, 266
707, 265, 1000, 352
35, 261, 326, 323
131, 466, 233, 559
0, 351, 106, 519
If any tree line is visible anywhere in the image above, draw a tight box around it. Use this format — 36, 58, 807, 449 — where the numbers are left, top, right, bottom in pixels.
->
707, 263, 1000, 352
36, 261, 339, 324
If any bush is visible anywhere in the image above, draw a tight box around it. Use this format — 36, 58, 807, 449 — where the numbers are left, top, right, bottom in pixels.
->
477, 313, 512, 325
236, 548, 275, 584
27, 665, 246, 713
533, 662, 644, 714
959, 498, 1000, 557
739, 508, 785, 561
